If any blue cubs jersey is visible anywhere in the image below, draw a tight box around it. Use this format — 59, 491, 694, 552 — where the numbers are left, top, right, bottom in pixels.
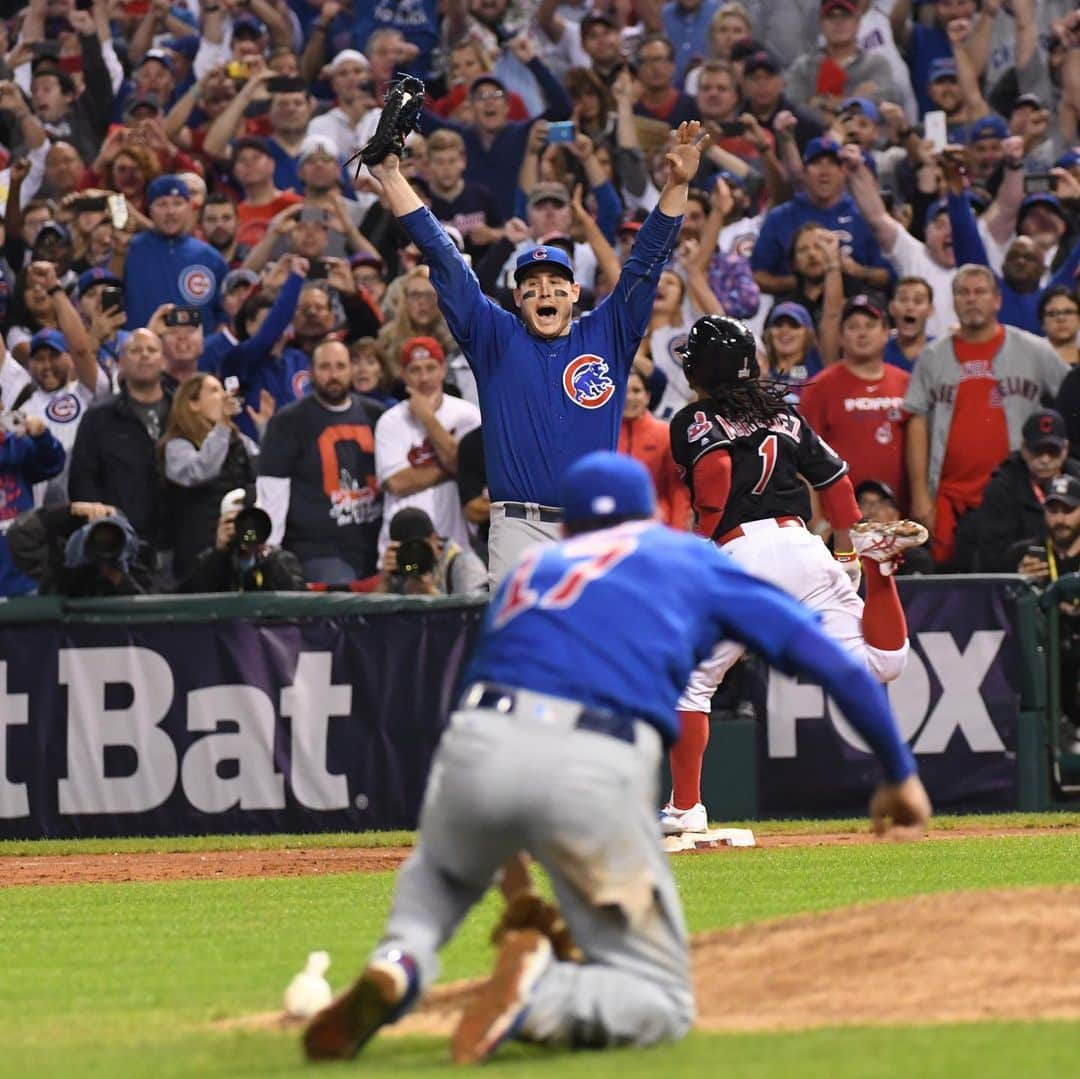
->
751, 192, 888, 281
124, 231, 228, 331
466, 520, 820, 742
402, 204, 681, 507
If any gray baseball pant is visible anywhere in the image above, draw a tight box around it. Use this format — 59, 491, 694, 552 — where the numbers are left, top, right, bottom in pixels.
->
371, 689, 694, 1049
487, 502, 563, 589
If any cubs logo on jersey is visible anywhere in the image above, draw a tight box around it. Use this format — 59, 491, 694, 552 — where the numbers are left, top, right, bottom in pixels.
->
44, 393, 82, 425
179, 265, 216, 305
291, 369, 312, 399
562, 354, 615, 409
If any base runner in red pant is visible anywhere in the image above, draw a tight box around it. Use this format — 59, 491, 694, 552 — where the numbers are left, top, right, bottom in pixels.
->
662, 316, 928, 834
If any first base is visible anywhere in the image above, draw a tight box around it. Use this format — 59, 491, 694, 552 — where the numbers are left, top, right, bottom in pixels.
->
664, 827, 756, 853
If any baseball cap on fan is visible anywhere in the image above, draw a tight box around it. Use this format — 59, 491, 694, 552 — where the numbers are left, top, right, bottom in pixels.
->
514, 244, 575, 284
30, 328, 68, 354
1045, 474, 1080, 509
1022, 409, 1068, 452
841, 294, 886, 324
561, 451, 657, 524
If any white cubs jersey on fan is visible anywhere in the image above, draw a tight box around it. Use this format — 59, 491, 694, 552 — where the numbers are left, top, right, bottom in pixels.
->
0, 353, 110, 505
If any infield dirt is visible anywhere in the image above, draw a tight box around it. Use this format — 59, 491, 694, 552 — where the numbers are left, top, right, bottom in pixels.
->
3, 825, 1077, 887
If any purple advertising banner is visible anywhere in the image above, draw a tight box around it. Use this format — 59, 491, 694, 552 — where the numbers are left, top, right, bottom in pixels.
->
0, 607, 484, 839
757, 576, 1026, 815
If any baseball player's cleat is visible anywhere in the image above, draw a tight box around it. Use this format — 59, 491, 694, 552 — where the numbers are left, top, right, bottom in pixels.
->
302, 951, 419, 1061
850, 520, 929, 576
659, 801, 708, 836
451, 929, 552, 1064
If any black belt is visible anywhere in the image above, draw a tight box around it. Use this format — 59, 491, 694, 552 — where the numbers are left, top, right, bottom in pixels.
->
463, 683, 637, 744
502, 502, 563, 524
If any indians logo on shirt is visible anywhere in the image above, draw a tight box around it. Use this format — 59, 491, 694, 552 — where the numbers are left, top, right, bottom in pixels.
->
178, 265, 216, 304
407, 438, 438, 467
329, 468, 380, 526
562, 354, 615, 410
687, 410, 713, 442
45, 393, 81, 424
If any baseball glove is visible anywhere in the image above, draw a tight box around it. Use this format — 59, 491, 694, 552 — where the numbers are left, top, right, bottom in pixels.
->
346, 73, 425, 176
491, 892, 583, 963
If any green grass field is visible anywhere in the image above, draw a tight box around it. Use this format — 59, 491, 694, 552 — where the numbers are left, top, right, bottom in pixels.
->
5, 817, 1080, 1078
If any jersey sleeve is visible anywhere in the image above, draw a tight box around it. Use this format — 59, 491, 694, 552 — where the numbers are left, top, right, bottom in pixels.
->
397, 206, 517, 382
796, 416, 848, 490
374, 408, 411, 485
903, 352, 933, 416
669, 405, 730, 473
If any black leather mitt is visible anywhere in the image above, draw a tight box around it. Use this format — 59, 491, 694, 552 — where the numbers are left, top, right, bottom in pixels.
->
347, 73, 425, 175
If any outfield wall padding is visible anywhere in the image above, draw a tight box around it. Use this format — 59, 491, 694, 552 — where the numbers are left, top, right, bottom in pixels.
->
0, 578, 1040, 838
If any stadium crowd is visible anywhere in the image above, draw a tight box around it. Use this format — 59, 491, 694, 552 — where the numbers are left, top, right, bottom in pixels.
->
1, 0, 1080, 597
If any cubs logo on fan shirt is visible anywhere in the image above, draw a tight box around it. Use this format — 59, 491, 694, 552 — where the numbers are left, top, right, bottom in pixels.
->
563, 355, 615, 409
291, 369, 312, 399
44, 393, 82, 424
179, 265, 216, 305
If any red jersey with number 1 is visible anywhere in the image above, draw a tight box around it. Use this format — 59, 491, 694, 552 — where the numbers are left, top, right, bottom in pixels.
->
798, 362, 910, 504
669, 398, 848, 540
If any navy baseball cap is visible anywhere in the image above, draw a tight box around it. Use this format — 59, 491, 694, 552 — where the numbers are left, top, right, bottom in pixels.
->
841, 293, 886, 324
855, 479, 897, 504
842, 97, 880, 123
561, 451, 656, 523
1019, 192, 1067, 222
163, 35, 199, 60
514, 244, 575, 284
147, 174, 190, 204
970, 115, 1008, 142
1045, 474, 1080, 508
30, 328, 68, 354
232, 14, 267, 38
924, 191, 986, 228
77, 267, 121, 296
929, 57, 958, 82
1056, 149, 1080, 170
767, 301, 813, 329
469, 73, 506, 95
1022, 408, 1068, 450
803, 136, 843, 165
742, 49, 781, 76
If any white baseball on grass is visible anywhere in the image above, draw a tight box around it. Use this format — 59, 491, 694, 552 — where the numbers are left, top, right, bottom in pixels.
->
283, 951, 333, 1019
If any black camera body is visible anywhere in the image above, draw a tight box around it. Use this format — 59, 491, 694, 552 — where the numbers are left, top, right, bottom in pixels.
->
393, 537, 436, 582
164, 306, 202, 328
231, 506, 272, 551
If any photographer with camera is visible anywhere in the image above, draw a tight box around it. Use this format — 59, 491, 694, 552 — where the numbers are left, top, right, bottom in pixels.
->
179, 487, 305, 593
7, 501, 149, 596
375, 506, 486, 596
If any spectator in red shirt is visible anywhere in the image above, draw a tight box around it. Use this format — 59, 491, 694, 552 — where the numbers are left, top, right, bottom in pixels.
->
232, 137, 302, 248
632, 35, 700, 127
799, 295, 911, 509
617, 368, 691, 530
432, 39, 530, 123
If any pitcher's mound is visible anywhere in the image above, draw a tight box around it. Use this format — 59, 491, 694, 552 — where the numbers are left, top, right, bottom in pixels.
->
224, 887, 1080, 1039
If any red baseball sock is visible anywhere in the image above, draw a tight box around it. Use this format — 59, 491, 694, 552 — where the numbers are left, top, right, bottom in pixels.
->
861, 561, 907, 651
670, 710, 709, 809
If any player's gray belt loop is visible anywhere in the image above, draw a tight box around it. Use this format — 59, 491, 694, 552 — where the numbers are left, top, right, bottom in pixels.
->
501, 502, 563, 525
459, 681, 637, 744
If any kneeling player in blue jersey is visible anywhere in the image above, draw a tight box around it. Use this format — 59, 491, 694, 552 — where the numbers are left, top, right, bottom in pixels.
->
303, 452, 931, 1065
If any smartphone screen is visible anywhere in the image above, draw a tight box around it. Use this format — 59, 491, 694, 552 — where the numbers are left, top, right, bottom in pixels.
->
924, 110, 948, 153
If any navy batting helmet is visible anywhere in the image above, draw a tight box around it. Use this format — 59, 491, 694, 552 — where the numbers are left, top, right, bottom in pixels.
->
677, 315, 759, 388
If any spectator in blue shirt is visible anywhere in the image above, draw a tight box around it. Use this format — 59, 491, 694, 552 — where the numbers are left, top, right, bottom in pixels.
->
661, 0, 722, 86
353, 0, 439, 80
890, 0, 976, 116
751, 137, 889, 297
421, 37, 572, 222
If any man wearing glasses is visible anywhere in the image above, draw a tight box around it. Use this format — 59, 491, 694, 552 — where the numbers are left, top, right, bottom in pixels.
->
420, 36, 572, 221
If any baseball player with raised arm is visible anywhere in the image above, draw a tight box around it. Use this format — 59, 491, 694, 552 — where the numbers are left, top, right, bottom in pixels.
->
303, 451, 931, 1066
661, 315, 930, 835
367, 123, 706, 584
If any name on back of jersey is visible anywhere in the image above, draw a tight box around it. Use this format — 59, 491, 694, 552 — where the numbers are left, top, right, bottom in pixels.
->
712, 411, 802, 443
